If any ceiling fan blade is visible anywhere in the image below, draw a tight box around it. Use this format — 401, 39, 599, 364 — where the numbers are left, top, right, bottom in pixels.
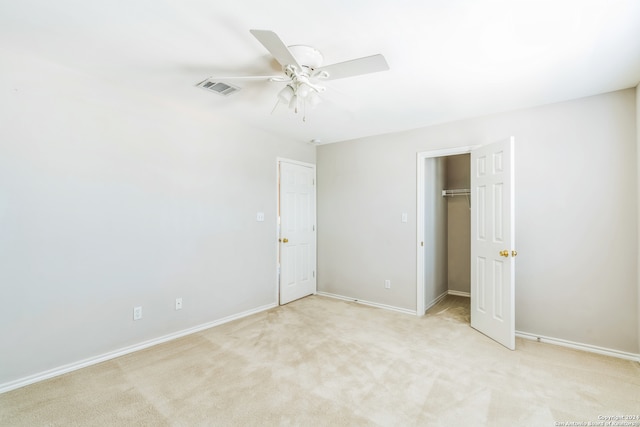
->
203, 75, 289, 82
249, 29, 302, 69
314, 54, 389, 80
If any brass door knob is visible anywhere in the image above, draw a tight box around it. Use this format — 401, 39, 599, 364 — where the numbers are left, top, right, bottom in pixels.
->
282, 238, 289, 243
499, 250, 509, 257
512, 250, 518, 257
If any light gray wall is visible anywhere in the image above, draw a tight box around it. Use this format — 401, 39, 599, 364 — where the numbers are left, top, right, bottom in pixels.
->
445, 155, 470, 294
0, 48, 315, 385
424, 157, 448, 308
317, 88, 638, 354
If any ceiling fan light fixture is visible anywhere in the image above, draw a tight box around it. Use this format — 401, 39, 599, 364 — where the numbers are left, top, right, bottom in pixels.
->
288, 93, 298, 110
297, 83, 311, 98
307, 91, 321, 108
278, 85, 295, 104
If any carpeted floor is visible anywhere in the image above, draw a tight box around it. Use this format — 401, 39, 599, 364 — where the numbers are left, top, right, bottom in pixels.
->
1, 295, 639, 426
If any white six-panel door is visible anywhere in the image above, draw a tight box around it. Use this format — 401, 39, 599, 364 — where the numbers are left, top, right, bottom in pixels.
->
470, 138, 516, 350
279, 160, 316, 305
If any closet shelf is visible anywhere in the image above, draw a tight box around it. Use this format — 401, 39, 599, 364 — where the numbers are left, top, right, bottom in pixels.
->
442, 189, 470, 197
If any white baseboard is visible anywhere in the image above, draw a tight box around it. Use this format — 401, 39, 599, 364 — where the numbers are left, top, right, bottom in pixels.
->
5, 299, 637, 395
423, 290, 469, 313
424, 291, 449, 313
316, 292, 417, 315
0, 302, 277, 395
516, 331, 640, 363
318, 292, 639, 363
442, 291, 637, 362
448, 290, 470, 297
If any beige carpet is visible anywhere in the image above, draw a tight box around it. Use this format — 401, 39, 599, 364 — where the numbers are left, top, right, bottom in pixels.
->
1, 295, 639, 426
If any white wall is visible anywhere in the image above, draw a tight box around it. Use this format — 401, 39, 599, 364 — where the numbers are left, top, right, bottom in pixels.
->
317, 88, 638, 354
0, 47, 315, 386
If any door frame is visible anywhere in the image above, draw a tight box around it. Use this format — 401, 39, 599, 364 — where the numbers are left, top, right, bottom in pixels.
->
276, 157, 317, 305
416, 146, 476, 315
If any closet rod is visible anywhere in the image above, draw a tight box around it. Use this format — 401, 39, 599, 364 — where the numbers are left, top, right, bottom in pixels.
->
441, 189, 470, 197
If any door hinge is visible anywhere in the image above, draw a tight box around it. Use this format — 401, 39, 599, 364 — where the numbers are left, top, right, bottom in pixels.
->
313, 225, 315, 231
313, 271, 315, 278
421, 241, 424, 247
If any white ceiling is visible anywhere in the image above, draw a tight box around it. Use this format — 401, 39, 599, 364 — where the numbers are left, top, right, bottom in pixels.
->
2, 0, 639, 144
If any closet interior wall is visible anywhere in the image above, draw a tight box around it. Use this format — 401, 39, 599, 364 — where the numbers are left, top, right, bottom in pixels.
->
445, 154, 471, 295
424, 153, 471, 313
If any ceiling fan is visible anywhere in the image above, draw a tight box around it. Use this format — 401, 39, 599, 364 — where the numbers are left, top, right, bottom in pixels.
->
197, 29, 390, 118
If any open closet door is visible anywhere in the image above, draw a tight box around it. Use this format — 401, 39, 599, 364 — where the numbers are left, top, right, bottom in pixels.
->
470, 137, 516, 350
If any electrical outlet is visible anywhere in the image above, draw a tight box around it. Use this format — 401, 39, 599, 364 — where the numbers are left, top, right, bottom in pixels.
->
175, 298, 183, 310
384, 280, 391, 289
133, 306, 142, 320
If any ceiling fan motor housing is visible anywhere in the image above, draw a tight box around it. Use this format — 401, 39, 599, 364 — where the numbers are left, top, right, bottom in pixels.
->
287, 45, 323, 70
281, 45, 327, 99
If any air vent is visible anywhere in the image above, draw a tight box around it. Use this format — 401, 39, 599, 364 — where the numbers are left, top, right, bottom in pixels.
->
196, 79, 240, 96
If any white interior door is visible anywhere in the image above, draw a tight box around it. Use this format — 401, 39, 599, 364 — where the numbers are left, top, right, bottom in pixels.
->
279, 160, 316, 305
470, 137, 516, 350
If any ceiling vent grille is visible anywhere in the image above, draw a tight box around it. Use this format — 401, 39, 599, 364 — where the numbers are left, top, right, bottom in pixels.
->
196, 79, 240, 96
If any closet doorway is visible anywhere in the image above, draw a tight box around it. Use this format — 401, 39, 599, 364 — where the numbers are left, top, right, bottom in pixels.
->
416, 139, 517, 350
417, 148, 472, 315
